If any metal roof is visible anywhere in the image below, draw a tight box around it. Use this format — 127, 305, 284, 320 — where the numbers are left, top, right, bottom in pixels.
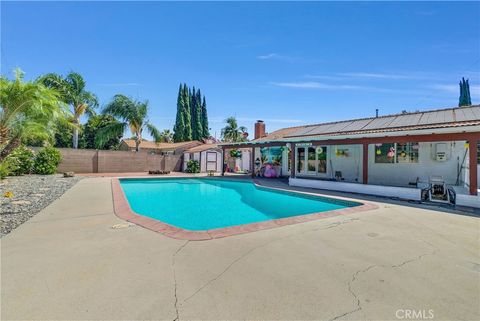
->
219, 105, 480, 148
274, 105, 480, 140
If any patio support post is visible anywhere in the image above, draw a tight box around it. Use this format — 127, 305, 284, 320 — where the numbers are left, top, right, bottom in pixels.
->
468, 138, 478, 195
362, 143, 368, 184
251, 147, 255, 178
221, 146, 225, 176
290, 143, 296, 178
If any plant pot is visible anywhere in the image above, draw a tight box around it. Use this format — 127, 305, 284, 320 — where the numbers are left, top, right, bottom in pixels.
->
274, 165, 282, 177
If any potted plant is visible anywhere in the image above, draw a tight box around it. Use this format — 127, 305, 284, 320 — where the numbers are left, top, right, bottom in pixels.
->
272, 155, 282, 177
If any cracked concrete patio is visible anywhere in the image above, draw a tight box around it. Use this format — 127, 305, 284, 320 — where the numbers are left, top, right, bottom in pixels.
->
1, 177, 479, 320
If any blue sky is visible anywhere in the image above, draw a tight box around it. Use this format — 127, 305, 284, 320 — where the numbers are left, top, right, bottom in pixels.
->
2, 1, 479, 139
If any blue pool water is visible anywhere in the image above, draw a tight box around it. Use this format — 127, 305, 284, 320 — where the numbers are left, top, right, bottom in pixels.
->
119, 178, 360, 231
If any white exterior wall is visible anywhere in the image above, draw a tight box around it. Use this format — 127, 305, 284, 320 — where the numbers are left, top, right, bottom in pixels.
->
295, 145, 362, 183
328, 145, 362, 183
290, 178, 422, 201
368, 141, 467, 187
241, 149, 251, 172
183, 153, 190, 171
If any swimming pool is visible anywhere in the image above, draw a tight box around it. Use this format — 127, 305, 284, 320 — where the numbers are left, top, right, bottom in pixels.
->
118, 178, 362, 232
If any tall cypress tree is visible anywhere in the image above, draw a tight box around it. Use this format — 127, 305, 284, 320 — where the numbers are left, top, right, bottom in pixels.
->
173, 83, 185, 142
459, 77, 472, 107
201, 96, 209, 139
192, 89, 203, 140
190, 86, 198, 140
182, 84, 192, 141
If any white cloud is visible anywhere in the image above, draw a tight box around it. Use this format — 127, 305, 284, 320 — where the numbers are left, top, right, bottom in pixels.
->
429, 84, 480, 97
256, 53, 320, 63
256, 53, 283, 60
306, 71, 439, 81
339, 72, 413, 80
96, 83, 141, 87
271, 81, 372, 91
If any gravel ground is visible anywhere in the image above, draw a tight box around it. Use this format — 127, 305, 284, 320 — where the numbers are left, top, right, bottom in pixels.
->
0, 175, 83, 237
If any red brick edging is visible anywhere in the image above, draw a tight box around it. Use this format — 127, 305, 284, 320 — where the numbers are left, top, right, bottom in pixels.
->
111, 178, 378, 241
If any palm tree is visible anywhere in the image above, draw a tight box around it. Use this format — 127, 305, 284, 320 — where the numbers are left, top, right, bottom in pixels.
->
39, 72, 98, 149
158, 129, 173, 143
0, 69, 66, 161
96, 94, 161, 151
221, 117, 248, 142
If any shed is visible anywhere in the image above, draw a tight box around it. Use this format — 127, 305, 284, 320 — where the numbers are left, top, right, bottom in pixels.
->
183, 144, 223, 173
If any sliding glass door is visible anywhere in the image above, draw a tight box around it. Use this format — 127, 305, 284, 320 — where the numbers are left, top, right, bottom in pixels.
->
297, 147, 305, 173
296, 145, 328, 177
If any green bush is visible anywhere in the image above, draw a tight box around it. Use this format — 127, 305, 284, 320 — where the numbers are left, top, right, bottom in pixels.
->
33, 147, 62, 175
4, 146, 35, 175
0, 161, 10, 180
186, 159, 200, 173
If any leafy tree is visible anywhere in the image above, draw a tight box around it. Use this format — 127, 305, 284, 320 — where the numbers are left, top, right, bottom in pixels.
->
158, 129, 173, 143
0, 69, 66, 161
39, 72, 98, 149
54, 120, 74, 148
221, 117, 248, 142
83, 114, 121, 149
459, 77, 472, 107
96, 94, 161, 151
201, 96, 209, 138
182, 84, 192, 141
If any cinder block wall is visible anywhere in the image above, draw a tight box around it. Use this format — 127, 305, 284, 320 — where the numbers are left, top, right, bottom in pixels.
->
50, 148, 182, 173
56, 149, 98, 173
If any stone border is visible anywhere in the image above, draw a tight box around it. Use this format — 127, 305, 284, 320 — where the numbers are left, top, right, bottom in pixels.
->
111, 177, 378, 241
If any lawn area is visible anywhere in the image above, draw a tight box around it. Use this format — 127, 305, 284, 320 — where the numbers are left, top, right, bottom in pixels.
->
1, 176, 478, 320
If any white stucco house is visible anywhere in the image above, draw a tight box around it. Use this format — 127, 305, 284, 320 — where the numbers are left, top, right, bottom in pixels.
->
221, 105, 480, 208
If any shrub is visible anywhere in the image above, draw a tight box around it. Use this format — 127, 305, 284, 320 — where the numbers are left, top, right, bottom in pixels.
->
186, 159, 200, 173
33, 147, 62, 175
0, 161, 10, 180
4, 146, 35, 175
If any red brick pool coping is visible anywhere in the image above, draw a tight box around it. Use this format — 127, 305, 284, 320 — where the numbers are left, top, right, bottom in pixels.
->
111, 178, 378, 241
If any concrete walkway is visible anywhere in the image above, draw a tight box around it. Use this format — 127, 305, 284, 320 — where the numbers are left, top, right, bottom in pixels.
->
1, 177, 479, 320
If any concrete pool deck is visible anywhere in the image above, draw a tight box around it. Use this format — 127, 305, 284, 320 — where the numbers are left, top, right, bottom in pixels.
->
1, 177, 479, 320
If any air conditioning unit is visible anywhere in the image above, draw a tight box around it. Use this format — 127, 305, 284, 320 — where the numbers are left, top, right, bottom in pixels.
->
434, 143, 447, 162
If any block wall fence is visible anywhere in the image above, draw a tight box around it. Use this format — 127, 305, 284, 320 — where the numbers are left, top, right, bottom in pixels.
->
31, 148, 183, 173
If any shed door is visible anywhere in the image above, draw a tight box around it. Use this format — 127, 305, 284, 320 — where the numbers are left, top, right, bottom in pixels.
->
206, 152, 218, 171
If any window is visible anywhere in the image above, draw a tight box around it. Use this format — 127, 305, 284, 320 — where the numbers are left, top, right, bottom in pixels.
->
477, 143, 480, 163
375, 143, 395, 163
374, 142, 419, 164
307, 147, 316, 171
297, 147, 305, 172
396, 143, 419, 163
317, 146, 327, 173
